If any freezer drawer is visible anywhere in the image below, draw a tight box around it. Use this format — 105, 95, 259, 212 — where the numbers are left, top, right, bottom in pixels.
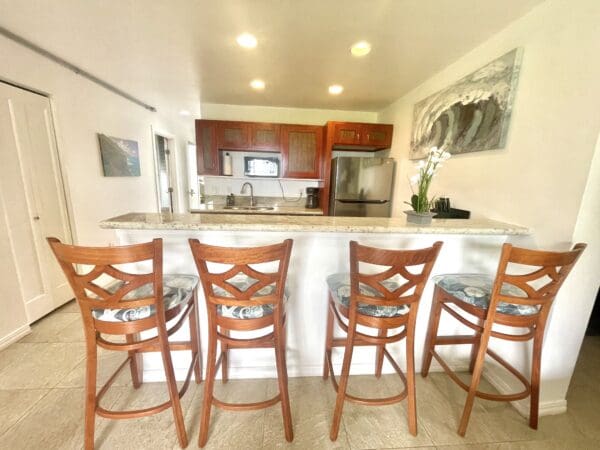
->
331, 199, 391, 217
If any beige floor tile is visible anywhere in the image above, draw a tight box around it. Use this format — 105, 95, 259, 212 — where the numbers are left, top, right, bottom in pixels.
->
263, 377, 351, 449
338, 374, 434, 449
0, 387, 123, 450
19, 312, 81, 343
94, 381, 199, 449
0, 388, 50, 437
55, 299, 80, 314
414, 374, 496, 446
181, 379, 266, 449
0, 342, 86, 389
495, 439, 599, 449
57, 347, 134, 388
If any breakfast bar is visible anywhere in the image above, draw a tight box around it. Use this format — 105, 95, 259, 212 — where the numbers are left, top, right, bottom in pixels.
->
101, 212, 532, 383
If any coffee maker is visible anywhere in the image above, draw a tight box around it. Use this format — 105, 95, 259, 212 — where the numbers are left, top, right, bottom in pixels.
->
305, 187, 320, 209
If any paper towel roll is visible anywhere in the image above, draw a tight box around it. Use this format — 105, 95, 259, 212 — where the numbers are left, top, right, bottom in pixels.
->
222, 152, 232, 176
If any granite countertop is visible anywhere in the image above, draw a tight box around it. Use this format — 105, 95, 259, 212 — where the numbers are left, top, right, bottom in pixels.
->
100, 212, 531, 235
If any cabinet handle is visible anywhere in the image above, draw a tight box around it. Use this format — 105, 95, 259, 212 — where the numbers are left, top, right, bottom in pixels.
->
33, 216, 40, 220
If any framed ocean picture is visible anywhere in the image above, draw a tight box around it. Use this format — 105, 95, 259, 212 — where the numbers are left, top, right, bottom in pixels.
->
98, 134, 141, 176
410, 48, 523, 159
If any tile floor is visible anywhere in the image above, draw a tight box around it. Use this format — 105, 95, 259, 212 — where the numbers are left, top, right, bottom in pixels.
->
0, 301, 598, 449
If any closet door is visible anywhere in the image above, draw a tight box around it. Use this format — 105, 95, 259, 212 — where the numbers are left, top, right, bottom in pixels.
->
0, 83, 72, 322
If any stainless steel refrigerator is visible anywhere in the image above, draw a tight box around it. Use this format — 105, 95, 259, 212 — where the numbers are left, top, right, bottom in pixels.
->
329, 157, 395, 217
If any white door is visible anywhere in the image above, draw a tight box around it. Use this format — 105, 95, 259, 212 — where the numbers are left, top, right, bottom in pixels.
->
0, 82, 73, 322
186, 142, 201, 210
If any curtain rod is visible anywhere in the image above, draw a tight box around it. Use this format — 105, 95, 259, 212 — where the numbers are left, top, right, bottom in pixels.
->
0, 26, 157, 112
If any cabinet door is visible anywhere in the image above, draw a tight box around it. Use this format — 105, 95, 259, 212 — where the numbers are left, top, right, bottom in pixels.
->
250, 123, 280, 152
332, 122, 361, 145
195, 121, 219, 175
281, 125, 323, 178
361, 124, 393, 148
217, 121, 251, 149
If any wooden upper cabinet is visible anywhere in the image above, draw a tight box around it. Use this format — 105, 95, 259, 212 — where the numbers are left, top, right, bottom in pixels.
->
330, 122, 393, 149
250, 123, 280, 152
361, 124, 393, 148
217, 121, 251, 149
332, 122, 362, 145
196, 120, 219, 175
281, 125, 323, 179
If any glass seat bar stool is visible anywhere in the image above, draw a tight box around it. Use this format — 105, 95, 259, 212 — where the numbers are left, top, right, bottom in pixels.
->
47, 237, 202, 449
189, 238, 294, 447
421, 242, 586, 436
323, 240, 443, 440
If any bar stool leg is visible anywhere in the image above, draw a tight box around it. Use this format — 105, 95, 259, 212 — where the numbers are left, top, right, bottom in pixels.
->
126, 333, 143, 388
374, 328, 387, 378
468, 319, 483, 374
458, 328, 492, 436
529, 328, 544, 429
159, 330, 188, 448
199, 325, 218, 448
406, 316, 418, 436
84, 339, 98, 450
221, 328, 229, 384
330, 320, 356, 441
421, 287, 444, 377
189, 291, 203, 384
274, 321, 293, 442
323, 298, 334, 380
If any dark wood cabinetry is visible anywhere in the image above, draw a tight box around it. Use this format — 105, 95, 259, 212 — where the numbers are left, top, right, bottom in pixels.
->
250, 123, 280, 152
217, 121, 251, 149
195, 120, 219, 175
281, 125, 323, 179
330, 122, 393, 149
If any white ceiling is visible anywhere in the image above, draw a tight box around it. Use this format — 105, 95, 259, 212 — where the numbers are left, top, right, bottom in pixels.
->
0, 0, 546, 115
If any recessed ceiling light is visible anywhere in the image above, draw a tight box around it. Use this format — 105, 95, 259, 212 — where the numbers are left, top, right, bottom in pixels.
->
328, 85, 344, 95
179, 109, 191, 116
250, 79, 266, 90
351, 41, 371, 57
236, 33, 257, 49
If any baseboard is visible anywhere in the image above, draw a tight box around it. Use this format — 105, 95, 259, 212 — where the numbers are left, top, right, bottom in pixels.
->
0, 324, 31, 350
482, 365, 567, 418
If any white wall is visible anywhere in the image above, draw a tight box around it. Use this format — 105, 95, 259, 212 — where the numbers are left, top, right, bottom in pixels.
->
201, 102, 378, 125
0, 35, 195, 246
379, 0, 600, 413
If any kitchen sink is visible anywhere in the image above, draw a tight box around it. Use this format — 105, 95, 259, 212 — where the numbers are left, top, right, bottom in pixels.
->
223, 206, 275, 211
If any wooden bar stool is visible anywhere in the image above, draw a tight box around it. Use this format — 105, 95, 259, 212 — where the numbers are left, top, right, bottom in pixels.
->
323, 240, 443, 440
47, 238, 202, 449
189, 238, 293, 447
421, 242, 586, 436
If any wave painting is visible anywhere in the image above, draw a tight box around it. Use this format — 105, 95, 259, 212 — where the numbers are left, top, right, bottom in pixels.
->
98, 134, 141, 176
410, 48, 522, 160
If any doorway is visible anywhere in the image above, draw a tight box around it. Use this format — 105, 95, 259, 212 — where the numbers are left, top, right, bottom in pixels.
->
154, 133, 175, 213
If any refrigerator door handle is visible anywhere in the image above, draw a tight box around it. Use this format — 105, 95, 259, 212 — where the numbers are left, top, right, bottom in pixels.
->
337, 199, 389, 204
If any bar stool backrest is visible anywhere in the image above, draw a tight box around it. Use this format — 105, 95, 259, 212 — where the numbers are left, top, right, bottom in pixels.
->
189, 239, 293, 315
489, 242, 587, 318
350, 240, 443, 310
47, 237, 164, 330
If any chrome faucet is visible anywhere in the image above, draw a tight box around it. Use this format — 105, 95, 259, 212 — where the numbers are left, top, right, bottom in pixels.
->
240, 182, 255, 206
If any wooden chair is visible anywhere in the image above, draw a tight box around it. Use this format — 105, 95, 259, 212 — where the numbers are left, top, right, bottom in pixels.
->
421, 242, 586, 436
323, 240, 443, 440
189, 238, 293, 448
47, 238, 202, 449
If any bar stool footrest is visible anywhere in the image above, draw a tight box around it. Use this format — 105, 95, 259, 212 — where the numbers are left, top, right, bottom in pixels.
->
212, 394, 281, 411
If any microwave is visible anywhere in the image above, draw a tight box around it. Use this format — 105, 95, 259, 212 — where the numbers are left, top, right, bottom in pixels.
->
244, 156, 280, 177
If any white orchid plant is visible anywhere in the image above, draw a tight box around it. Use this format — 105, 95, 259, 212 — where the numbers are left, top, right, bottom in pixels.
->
407, 146, 451, 213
